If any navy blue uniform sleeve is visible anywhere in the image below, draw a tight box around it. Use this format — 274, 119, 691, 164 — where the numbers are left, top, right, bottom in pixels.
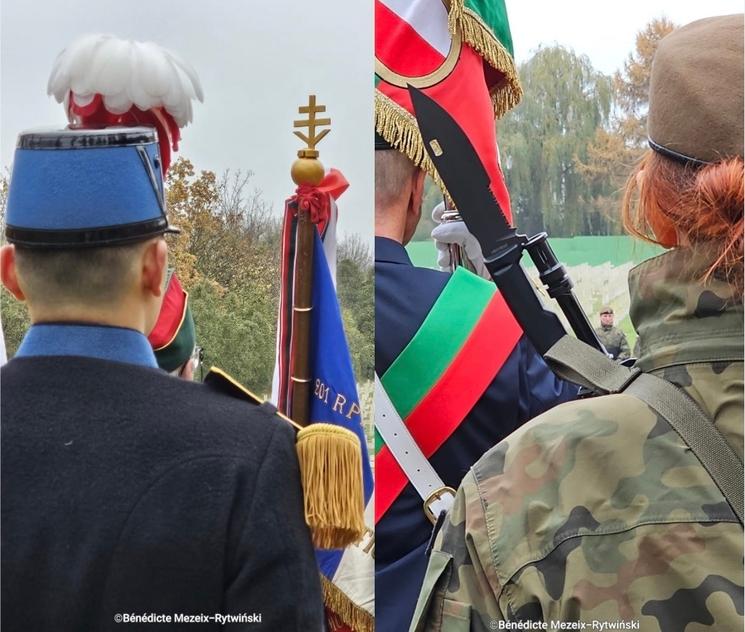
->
518, 337, 580, 420
224, 421, 324, 631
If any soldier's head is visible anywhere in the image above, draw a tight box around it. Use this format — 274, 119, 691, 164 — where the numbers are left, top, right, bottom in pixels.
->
622, 14, 744, 295
149, 270, 198, 379
599, 306, 614, 327
0, 127, 174, 334
374, 133, 425, 246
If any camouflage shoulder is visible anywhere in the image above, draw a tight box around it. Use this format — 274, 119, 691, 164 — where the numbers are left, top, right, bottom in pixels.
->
469, 393, 737, 590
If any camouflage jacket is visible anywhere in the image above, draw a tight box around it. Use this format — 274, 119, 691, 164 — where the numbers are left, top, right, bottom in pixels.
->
594, 325, 631, 360
411, 250, 744, 632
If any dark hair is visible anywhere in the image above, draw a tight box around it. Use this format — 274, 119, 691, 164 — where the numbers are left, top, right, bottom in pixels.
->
375, 149, 417, 211
14, 241, 145, 306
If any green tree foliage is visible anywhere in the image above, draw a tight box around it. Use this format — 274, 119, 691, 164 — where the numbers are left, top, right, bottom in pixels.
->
613, 17, 676, 146
1, 292, 30, 357
337, 234, 374, 380
573, 18, 676, 231
574, 128, 639, 233
164, 158, 281, 393
0, 172, 29, 357
499, 46, 613, 236
398, 18, 676, 243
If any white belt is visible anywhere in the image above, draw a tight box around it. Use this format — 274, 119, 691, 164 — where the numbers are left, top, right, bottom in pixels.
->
374, 375, 455, 523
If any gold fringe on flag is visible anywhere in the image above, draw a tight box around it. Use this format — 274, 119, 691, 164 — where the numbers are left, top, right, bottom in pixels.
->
375, 91, 454, 202
296, 423, 366, 549
322, 575, 375, 632
447, 1, 523, 118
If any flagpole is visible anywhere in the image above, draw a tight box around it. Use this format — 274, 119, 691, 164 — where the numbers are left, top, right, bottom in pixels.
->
289, 95, 331, 425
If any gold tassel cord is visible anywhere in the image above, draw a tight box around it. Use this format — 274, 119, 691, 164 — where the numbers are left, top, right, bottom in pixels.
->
321, 575, 375, 632
296, 423, 366, 549
447, 1, 523, 118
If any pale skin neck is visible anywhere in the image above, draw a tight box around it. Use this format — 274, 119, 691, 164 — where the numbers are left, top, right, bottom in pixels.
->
26, 294, 151, 334
375, 206, 407, 244
0, 239, 167, 336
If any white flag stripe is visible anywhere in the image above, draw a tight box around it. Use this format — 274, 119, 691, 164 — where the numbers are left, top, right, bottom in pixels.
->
331, 497, 374, 615
379, 0, 450, 57
322, 198, 338, 287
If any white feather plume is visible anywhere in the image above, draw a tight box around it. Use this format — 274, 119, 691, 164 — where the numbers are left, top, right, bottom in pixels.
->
47, 33, 203, 127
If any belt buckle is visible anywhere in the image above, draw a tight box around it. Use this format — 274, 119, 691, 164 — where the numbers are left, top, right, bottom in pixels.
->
423, 486, 456, 524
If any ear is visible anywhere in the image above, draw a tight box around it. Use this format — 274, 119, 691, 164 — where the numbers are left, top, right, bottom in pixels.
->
410, 169, 425, 212
406, 169, 425, 224
141, 238, 168, 298
0, 245, 26, 301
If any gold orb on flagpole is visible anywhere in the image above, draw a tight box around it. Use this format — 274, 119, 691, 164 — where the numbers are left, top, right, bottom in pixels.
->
291, 153, 325, 186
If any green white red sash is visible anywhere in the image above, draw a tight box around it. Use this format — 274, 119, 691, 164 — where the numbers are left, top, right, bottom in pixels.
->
374, 268, 522, 522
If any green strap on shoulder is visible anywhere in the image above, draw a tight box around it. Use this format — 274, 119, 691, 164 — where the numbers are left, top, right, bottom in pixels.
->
545, 335, 744, 525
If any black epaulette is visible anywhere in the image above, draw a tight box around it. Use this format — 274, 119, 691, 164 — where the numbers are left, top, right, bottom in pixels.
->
203, 367, 269, 409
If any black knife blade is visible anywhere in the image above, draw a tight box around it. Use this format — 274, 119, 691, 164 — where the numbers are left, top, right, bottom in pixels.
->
408, 85, 513, 259
408, 84, 606, 356
408, 84, 571, 355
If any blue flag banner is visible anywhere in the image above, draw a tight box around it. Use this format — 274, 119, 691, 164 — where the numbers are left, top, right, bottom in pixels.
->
309, 230, 374, 578
272, 175, 374, 630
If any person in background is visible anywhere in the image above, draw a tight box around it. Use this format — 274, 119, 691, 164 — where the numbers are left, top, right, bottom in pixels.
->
594, 305, 631, 360
149, 269, 201, 380
411, 14, 743, 631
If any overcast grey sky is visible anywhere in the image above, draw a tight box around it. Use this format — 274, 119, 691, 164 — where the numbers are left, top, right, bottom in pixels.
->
508, 0, 743, 73
1, 0, 373, 244
2, 0, 742, 246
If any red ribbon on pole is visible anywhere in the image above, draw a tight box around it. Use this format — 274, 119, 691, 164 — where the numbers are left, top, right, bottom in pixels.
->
290, 168, 349, 235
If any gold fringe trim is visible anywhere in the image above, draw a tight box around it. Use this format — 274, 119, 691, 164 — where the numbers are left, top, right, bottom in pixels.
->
375, 92, 454, 202
448, 2, 523, 118
322, 575, 374, 632
296, 423, 366, 549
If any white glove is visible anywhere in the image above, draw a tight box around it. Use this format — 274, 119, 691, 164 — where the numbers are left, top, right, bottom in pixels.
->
430, 201, 490, 279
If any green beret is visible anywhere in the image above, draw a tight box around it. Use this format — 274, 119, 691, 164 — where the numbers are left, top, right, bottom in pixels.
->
154, 304, 196, 373
648, 14, 744, 164
148, 270, 196, 373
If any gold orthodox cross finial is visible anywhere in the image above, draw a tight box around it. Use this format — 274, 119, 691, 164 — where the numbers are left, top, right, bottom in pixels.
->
291, 95, 330, 186
293, 95, 331, 159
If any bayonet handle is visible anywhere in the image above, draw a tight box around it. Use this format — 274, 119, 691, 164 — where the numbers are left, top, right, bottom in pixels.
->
523, 234, 606, 353
483, 240, 567, 356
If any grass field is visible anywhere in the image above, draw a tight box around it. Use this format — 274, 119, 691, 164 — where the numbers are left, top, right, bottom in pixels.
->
406, 235, 665, 351
406, 235, 664, 269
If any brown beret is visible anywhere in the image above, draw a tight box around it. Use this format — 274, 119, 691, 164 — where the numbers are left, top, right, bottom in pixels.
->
648, 14, 744, 164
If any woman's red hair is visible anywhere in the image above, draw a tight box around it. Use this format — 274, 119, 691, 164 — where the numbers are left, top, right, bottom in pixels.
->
622, 150, 744, 295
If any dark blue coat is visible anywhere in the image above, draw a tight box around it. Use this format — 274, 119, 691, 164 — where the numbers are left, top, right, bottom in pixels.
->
1, 324, 323, 631
374, 237, 577, 631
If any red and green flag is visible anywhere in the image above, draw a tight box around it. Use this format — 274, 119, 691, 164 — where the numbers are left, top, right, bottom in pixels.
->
375, 0, 521, 221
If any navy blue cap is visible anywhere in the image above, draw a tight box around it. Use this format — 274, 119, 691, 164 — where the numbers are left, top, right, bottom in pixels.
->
5, 126, 179, 248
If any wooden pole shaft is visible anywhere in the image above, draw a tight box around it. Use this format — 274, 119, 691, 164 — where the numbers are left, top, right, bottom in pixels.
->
290, 205, 315, 426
